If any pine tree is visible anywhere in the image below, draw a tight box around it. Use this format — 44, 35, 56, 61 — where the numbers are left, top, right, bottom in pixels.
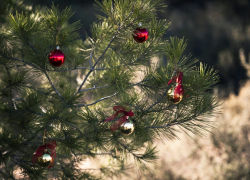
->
0, 0, 220, 179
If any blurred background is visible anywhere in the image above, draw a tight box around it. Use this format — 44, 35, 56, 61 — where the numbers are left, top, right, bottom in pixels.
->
1, 0, 250, 179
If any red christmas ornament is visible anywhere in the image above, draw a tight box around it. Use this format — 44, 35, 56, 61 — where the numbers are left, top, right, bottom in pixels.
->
31, 140, 57, 169
48, 47, 65, 67
105, 106, 134, 132
167, 84, 184, 104
167, 71, 184, 104
133, 28, 149, 43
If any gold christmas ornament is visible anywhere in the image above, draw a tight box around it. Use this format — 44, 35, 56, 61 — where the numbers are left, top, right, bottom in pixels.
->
119, 119, 135, 135
167, 85, 183, 104
37, 150, 53, 167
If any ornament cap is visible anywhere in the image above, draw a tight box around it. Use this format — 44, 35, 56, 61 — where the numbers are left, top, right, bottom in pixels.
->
56, 45, 60, 50
138, 22, 142, 27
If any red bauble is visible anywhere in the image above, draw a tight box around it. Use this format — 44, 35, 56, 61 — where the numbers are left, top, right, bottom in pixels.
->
133, 28, 149, 43
48, 49, 65, 67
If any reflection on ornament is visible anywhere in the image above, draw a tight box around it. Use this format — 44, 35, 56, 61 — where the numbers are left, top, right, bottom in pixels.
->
119, 119, 135, 135
167, 84, 184, 104
37, 151, 53, 167
48, 46, 65, 67
133, 28, 149, 43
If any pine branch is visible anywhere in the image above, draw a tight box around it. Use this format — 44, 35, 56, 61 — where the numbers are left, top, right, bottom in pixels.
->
0, 54, 43, 71
62, 125, 77, 156
25, 110, 44, 116
147, 120, 180, 129
76, 21, 126, 94
80, 152, 113, 156
110, 98, 143, 111
129, 78, 152, 87
61, 166, 73, 179
23, 34, 41, 56
45, 38, 155, 74
20, 118, 56, 146
146, 104, 175, 113
66, 122, 83, 135
44, 71, 67, 104
0, 54, 107, 73
89, 45, 95, 69
147, 111, 207, 130
24, 85, 49, 95
78, 85, 109, 93
45, 66, 114, 72
75, 92, 118, 107
146, 89, 168, 112
65, 152, 114, 157
110, 46, 132, 54
4, 66, 16, 110
115, 140, 140, 159
0, 64, 25, 70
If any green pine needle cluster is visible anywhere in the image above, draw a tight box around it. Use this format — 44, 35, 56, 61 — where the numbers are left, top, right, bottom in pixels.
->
0, 0, 220, 179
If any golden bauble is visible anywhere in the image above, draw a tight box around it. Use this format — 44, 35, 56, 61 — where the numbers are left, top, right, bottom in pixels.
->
119, 120, 135, 135
37, 152, 52, 167
167, 86, 183, 104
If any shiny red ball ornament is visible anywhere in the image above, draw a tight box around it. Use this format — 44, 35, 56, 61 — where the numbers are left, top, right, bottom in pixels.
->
48, 48, 65, 67
133, 28, 149, 43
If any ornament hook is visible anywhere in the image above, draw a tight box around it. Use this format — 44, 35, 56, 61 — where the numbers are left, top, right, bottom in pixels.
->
43, 129, 46, 145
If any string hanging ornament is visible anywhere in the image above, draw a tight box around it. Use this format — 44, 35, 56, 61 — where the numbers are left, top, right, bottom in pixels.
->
31, 129, 57, 169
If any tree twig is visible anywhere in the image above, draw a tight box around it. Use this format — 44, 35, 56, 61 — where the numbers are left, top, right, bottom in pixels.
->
146, 112, 206, 129
0, 54, 43, 71
78, 85, 109, 93
67, 123, 83, 135
116, 140, 141, 159
44, 71, 67, 103
24, 85, 49, 95
146, 89, 169, 112
89, 45, 95, 69
75, 92, 118, 107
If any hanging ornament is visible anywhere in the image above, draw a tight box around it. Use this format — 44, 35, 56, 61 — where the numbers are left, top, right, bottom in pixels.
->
31, 140, 57, 169
133, 23, 149, 43
167, 84, 184, 104
119, 118, 135, 135
105, 106, 134, 133
133, 28, 149, 43
167, 71, 184, 104
37, 149, 53, 167
48, 45, 65, 67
